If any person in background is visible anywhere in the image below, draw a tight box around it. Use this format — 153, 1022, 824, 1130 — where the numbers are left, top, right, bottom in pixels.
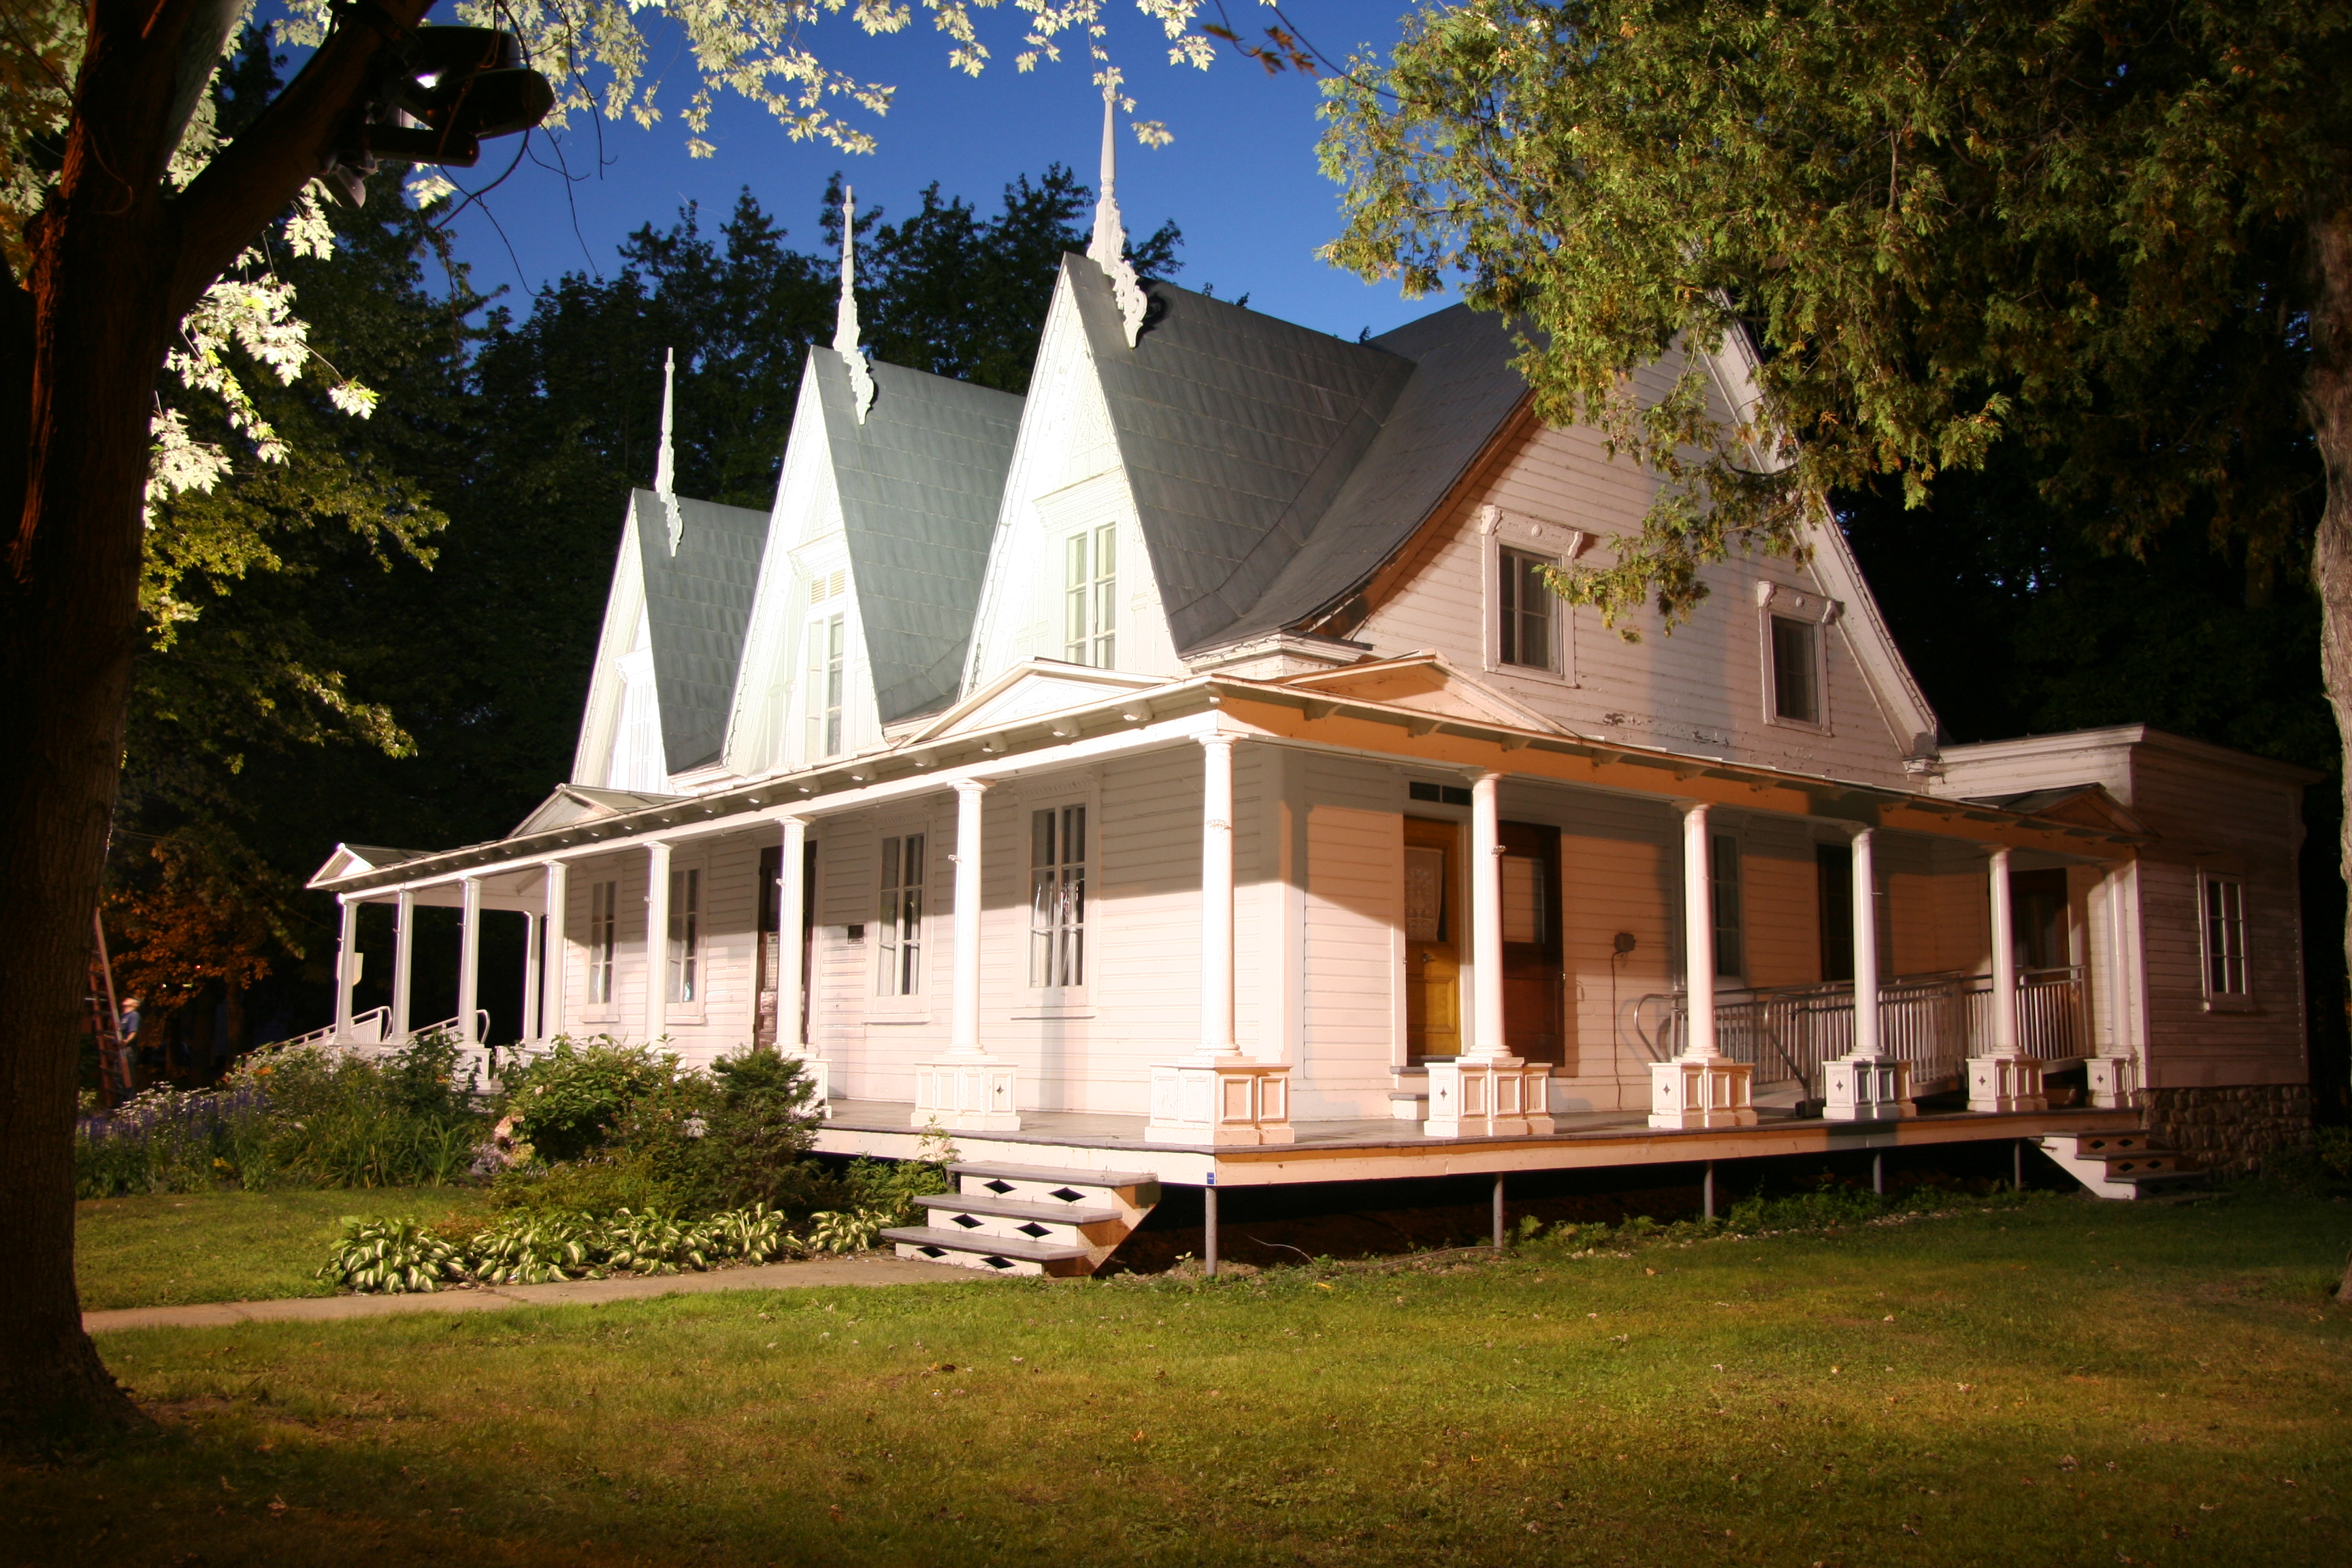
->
116, 995, 142, 1095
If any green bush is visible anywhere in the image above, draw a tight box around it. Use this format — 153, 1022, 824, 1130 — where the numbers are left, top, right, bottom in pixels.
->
501, 1036, 676, 1163
318, 1215, 463, 1294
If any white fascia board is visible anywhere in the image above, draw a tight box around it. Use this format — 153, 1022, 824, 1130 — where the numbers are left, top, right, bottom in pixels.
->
1943, 725, 2321, 789
570, 503, 649, 786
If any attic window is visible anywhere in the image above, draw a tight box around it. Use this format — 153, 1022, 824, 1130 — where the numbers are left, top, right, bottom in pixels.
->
1497, 548, 1556, 671
1064, 525, 1116, 668
1769, 615, 1821, 725
809, 569, 847, 603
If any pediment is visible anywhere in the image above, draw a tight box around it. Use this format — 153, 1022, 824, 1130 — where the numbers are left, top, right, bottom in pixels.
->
1967, 785, 2151, 840
1275, 653, 1567, 735
308, 842, 430, 889
514, 783, 683, 837
912, 660, 1160, 743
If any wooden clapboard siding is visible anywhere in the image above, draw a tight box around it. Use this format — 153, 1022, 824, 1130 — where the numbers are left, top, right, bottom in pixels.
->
813, 816, 881, 1098
648, 834, 763, 1067
558, 849, 647, 1039
1550, 791, 1676, 1105
1302, 756, 1403, 1117
1739, 817, 1821, 990
1089, 749, 1210, 1110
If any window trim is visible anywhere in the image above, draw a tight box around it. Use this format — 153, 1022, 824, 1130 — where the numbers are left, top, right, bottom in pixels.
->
1708, 828, 1747, 984
1477, 504, 1584, 689
1062, 521, 1117, 670
1754, 580, 1838, 736
664, 856, 706, 1022
2198, 870, 2255, 1011
1019, 774, 1099, 1007
584, 877, 621, 1021
872, 815, 935, 1015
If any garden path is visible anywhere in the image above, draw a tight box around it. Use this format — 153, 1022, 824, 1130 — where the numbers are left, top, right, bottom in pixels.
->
83, 1254, 983, 1333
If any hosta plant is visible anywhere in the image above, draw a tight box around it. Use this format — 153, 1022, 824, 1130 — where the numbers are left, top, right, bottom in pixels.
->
469, 1213, 598, 1285
320, 1216, 461, 1294
803, 1208, 889, 1255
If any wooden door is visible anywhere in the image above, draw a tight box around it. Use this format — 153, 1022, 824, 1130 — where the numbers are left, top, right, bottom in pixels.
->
1500, 821, 1565, 1064
1403, 817, 1462, 1058
753, 840, 819, 1049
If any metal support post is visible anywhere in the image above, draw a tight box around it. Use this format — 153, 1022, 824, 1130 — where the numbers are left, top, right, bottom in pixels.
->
1872, 1150, 1886, 1196
1492, 1175, 1505, 1250
1203, 1183, 1219, 1278
2014, 1139, 2025, 1192
1704, 1161, 1716, 1221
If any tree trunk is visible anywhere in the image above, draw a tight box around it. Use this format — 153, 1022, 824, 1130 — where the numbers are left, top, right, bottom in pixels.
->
0, 0, 429, 1443
2312, 203, 2352, 1138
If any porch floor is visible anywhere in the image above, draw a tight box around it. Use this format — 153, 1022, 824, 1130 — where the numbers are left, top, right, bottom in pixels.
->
813, 1096, 2143, 1188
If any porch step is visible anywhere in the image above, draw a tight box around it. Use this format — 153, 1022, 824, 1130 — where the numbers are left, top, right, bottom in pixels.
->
2037, 1132, 2209, 1200
890, 1163, 1160, 1277
880, 1225, 1094, 1275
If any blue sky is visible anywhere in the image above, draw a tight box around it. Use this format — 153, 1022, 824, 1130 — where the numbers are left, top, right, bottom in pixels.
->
429, 2, 1439, 342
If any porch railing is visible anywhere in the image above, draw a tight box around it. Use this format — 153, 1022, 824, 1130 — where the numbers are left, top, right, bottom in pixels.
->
1635, 966, 2088, 1096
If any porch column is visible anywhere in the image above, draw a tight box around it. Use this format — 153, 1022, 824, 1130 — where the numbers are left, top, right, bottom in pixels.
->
2085, 861, 2142, 1109
644, 840, 672, 1044
332, 896, 359, 1041
1147, 734, 1296, 1145
390, 887, 416, 1041
540, 860, 568, 1041
1825, 827, 1914, 1122
1969, 846, 2048, 1113
777, 815, 830, 1113
1422, 770, 1551, 1139
912, 781, 1019, 1129
521, 912, 543, 1043
1200, 732, 1239, 1058
1648, 802, 1754, 1129
457, 875, 483, 1046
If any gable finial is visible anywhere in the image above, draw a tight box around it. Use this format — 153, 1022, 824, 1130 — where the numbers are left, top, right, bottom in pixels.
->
834, 184, 877, 423
1086, 79, 1149, 348
654, 347, 676, 497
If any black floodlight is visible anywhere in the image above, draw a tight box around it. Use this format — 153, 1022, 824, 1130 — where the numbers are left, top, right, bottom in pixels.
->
325, 24, 553, 199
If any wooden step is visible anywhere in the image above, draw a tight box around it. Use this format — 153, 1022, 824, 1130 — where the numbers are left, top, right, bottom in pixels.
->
882, 1224, 1095, 1277
914, 1192, 1124, 1227
949, 1161, 1159, 1196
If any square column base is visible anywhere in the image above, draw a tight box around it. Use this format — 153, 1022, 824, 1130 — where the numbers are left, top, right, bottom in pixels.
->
1424, 1056, 1555, 1139
1965, 1054, 2047, 1114
912, 1055, 1021, 1132
2085, 1053, 2140, 1110
1145, 1058, 1294, 1145
1648, 1053, 1757, 1130
783, 1052, 834, 1120
1823, 1054, 1915, 1123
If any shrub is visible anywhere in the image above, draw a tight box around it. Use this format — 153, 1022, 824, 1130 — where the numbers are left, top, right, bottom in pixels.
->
320, 1216, 463, 1294
502, 1036, 676, 1162
324, 1203, 808, 1292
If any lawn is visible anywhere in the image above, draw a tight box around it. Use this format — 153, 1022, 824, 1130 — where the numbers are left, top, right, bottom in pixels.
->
76, 1188, 495, 1310
18, 1190, 2349, 1567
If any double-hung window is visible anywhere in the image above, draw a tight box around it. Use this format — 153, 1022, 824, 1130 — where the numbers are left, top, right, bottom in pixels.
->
878, 833, 926, 997
1064, 525, 1116, 668
2202, 875, 2249, 1000
1497, 547, 1556, 672
1030, 804, 1088, 988
666, 866, 701, 1004
805, 569, 847, 760
587, 880, 619, 1006
1710, 832, 1746, 980
1769, 615, 1821, 725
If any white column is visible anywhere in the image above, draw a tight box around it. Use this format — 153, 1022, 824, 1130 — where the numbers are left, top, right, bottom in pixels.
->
1987, 847, 2019, 1055
1970, 845, 2048, 1113
949, 781, 987, 1054
1825, 824, 1913, 1122
390, 887, 415, 1040
1681, 802, 1717, 1057
2084, 860, 2140, 1108
1647, 800, 1755, 1130
644, 840, 672, 1044
1200, 734, 1239, 1058
333, 896, 359, 1040
1850, 828, 1880, 1058
521, 912, 543, 1043
1468, 770, 1507, 1060
778, 817, 809, 1053
457, 876, 483, 1045
541, 860, 568, 1041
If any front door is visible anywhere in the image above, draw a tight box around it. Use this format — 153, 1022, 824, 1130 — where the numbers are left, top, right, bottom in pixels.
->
753, 839, 819, 1049
1500, 821, 1565, 1064
1403, 817, 1462, 1057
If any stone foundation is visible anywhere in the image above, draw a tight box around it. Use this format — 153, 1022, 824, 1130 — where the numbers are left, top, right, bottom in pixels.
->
2138, 1083, 2313, 1174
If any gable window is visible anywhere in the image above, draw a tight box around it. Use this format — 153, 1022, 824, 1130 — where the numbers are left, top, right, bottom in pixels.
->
2202, 874, 2249, 998
1497, 547, 1556, 672
666, 866, 701, 1004
878, 833, 926, 997
1064, 525, 1116, 668
1030, 804, 1088, 987
1770, 615, 1820, 725
804, 585, 845, 760
587, 880, 619, 1005
1710, 832, 1745, 980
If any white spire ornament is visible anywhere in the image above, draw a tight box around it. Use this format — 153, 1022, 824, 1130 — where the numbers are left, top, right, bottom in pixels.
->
834, 185, 877, 423
655, 346, 684, 555
1086, 83, 1149, 348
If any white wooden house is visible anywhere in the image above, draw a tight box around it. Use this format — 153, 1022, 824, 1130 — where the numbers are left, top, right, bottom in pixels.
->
308, 129, 2317, 1273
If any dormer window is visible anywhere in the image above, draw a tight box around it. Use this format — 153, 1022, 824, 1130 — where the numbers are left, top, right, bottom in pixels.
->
1064, 524, 1116, 668
805, 567, 847, 760
1497, 546, 1556, 672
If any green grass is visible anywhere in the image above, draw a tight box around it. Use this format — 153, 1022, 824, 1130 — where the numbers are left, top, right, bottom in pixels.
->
76, 1188, 494, 1310
17, 1190, 2350, 1565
